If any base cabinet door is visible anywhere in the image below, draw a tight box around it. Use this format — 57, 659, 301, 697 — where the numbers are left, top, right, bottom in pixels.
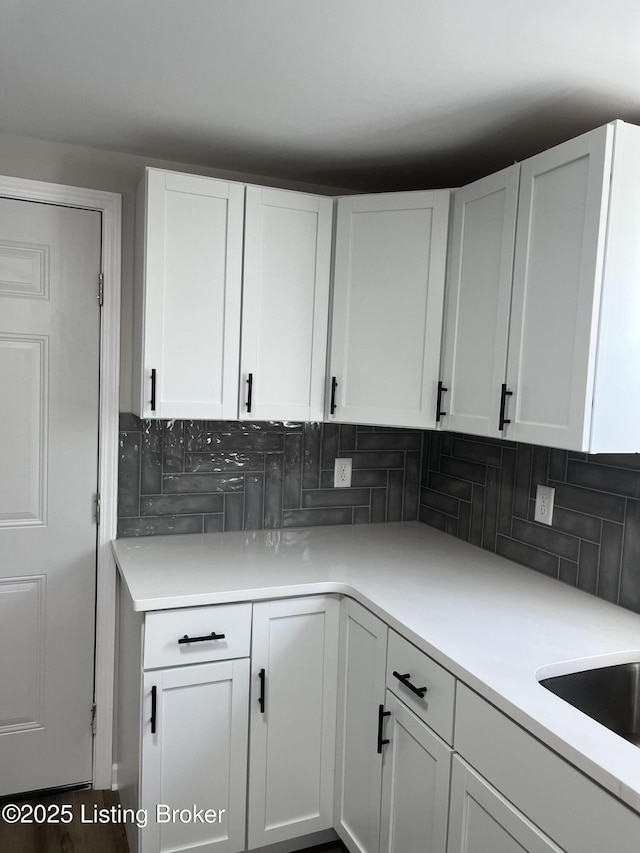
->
379, 692, 451, 853
248, 596, 340, 849
447, 758, 562, 853
140, 659, 250, 853
334, 599, 388, 853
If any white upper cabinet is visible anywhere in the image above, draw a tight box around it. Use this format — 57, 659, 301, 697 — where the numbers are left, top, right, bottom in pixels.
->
328, 190, 450, 429
439, 166, 519, 437
133, 168, 244, 420
506, 120, 640, 452
505, 124, 614, 450
239, 186, 332, 421
133, 171, 333, 422
442, 120, 640, 452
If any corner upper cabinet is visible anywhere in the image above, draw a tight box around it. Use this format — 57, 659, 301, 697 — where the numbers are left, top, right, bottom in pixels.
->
439, 166, 519, 437
239, 186, 332, 421
133, 168, 244, 420
328, 191, 450, 429
505, 120, 640, 452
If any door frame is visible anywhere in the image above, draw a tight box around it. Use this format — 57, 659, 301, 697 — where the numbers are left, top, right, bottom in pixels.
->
0, 174, 121, 790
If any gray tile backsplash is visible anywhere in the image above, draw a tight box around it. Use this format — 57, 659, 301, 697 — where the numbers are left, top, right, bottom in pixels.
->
117, 416, 640, 616
118, 416, 421, 537
420, 431, 640, 615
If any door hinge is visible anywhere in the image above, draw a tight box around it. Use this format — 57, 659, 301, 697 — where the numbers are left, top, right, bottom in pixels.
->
98, 272, 104, 307
91, 703, 97, 735
94, 492, 101, 526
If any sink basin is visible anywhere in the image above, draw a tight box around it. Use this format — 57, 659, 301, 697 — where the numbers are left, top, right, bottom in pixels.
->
539, 662, 640, 747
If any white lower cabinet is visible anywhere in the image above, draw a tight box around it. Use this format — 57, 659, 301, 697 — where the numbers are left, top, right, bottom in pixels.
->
379, 691, 451, 853
141, 660, 250, 853
334, 598, 388, 853
247, 596, 339, 849
334, 599, 453, 853
447, 759, 562, 853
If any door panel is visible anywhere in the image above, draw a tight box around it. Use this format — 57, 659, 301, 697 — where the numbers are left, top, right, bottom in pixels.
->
506, 125, 613, 449
0, 197, 101, 796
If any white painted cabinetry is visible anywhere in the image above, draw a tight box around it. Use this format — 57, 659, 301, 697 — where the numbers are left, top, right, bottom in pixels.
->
141, 660, 249, 853
328, 190, 450, 429
379, 691, 451, 853
133, 170, 333, 422
133, 168, 244, 420
441, 120, 640, 451
240, 186, 332, 422
334, 600, 455, 853
439, 165, 519, 437
247, 596, 339, 849
447, 759, 562, 853
334, 598, 388, 853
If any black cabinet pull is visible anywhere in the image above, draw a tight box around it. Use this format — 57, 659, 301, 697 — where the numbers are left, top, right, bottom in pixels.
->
330, 377, 338, 415
258, 668, 266, 713
150, 368, 157, 413
178, 631, 226, 645
246, 373, 253, 413
151, 685, 157, 734
393, 670, 428, 698
436, 380, 448, 422
499, 383, 513, 431
376, 703, 390, 754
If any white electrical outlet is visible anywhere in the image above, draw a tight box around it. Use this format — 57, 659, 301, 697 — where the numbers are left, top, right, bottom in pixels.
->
534, 484, 555, 525
334, 458, 352, 488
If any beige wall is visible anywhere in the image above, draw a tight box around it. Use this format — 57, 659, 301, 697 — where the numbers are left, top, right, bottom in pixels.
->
0, 132, 349, 411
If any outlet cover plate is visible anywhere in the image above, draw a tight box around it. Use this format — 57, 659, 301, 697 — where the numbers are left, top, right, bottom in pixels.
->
334, 458, 352, 488
534, 484, 555, 525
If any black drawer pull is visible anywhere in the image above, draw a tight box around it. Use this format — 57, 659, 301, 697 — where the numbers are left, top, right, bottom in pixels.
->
393, 671, 428, 698
246, 372, 253, 413
258, 668, 266, 713
150, 368, 157, 413
330, 376, 338, 415
150, 685, 157, 734
436, 380, 447, 422
499, 383, 513, 431
377, 703, 390, 754
178, 631, 226, 645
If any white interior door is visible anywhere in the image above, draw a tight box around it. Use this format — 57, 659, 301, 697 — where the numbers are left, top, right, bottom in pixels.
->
0, 196, 101, 796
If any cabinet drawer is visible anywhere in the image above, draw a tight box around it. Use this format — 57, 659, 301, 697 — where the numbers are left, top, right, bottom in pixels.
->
386, 630, 455, 743
144, 603, 252, 669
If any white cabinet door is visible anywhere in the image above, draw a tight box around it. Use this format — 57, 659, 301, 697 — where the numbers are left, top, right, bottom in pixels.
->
329, 191, 450, 428
248, 596, 340, 849
440, 166, 519, 437
133, 168, 244, 420
140, 659, 249, 853
334, 598, 388, 853
447, 758, 562, 853
505, 125, 614, 449
240, 186, 332, 421
379, 692, 451, 853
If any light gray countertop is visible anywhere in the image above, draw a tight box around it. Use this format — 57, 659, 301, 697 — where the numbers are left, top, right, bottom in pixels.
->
113, 521, 640, 813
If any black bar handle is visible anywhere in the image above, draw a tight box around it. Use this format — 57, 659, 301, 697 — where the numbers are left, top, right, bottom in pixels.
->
151, 685, 157, 734
258, 668, 266, 713
499, 383, 513, 431
246, 373, 253, 413
393, 670, 428, 698
150, 368, 157, 413
178, 631, 226, 645
376, 703, 390, 754
436, 380, 448, 422
330, 376, 338, 415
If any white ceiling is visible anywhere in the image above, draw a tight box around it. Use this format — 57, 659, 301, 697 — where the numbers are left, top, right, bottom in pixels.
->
2, 0, 640, 190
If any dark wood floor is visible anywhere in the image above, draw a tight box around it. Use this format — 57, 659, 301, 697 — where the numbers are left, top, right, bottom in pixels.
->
0, 788, 347, 853
0, 789, 129, 853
